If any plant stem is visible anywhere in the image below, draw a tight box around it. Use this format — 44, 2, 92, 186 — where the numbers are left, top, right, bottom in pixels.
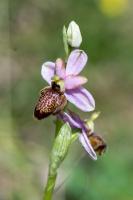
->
43, 120, 62, 200
43, 171, 57, 200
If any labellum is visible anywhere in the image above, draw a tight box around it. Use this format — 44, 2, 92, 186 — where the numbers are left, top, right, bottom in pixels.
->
34, 83, 67, 120
88, 132, 107, 155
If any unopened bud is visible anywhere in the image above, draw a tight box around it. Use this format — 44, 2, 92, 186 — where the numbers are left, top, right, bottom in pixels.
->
67, 21, 82, 48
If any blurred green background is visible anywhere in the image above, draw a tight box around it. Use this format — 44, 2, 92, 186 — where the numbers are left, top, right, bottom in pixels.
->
0, 0, 133, 199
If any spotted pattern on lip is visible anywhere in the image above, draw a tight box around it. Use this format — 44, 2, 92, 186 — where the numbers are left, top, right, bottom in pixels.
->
34, 87, 67, 120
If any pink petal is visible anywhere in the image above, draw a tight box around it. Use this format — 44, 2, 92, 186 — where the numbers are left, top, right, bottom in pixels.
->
66, 49, 88, 76
41, 62, 55, 84
58, 112, 82, 129
55, 58, 66, 79
65, 75, 88, 89
79, 131, 97, 160
65, 87, 95, 112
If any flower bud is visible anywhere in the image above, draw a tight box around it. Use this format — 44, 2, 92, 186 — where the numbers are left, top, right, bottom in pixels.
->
67, 21, 82, 48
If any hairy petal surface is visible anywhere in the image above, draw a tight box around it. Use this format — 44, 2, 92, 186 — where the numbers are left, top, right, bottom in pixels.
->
41, 62, 55, 84
65, 87, 95, 112
66, 50, 88, 76
65, 76, 88, 89
55, 58, 66, 79
79, 131, 97, 160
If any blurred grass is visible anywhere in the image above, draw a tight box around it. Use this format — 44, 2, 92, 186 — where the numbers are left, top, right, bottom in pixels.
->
0, 0, 133, 199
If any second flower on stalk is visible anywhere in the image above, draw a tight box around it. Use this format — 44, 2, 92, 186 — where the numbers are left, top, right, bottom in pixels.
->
58, 111, 107, 160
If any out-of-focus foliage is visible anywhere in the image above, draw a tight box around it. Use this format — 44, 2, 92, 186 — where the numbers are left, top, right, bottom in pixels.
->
100, 0, 128, 17
0, 0, 133, 199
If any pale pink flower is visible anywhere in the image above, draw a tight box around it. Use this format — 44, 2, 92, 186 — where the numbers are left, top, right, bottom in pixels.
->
41, 49, 95, 112
58, 111, 106, 160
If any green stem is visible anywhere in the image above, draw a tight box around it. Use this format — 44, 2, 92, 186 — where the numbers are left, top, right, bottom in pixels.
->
43, 120, 62, 200
43, 171, 57, 200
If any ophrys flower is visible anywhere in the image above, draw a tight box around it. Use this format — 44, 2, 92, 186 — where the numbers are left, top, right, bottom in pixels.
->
58, 111, 106, 160
41, 49, 95, 112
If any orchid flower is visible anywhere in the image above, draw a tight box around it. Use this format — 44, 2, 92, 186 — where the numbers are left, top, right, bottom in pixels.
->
36, 21, 107, 200
58, 111, 106, 160
41, 49, 95, 112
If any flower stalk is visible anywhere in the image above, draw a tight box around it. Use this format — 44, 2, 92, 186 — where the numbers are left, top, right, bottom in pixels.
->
43, 122, 73, 200
43, 172, 57, 200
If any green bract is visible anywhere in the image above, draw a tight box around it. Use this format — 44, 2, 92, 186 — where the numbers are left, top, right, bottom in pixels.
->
49, 123, 72, 175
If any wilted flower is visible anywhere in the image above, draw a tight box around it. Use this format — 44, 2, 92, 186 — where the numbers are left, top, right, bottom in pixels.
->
41, 49, 95, 112
58, 111, 106, 160
67, 21, 82, 47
